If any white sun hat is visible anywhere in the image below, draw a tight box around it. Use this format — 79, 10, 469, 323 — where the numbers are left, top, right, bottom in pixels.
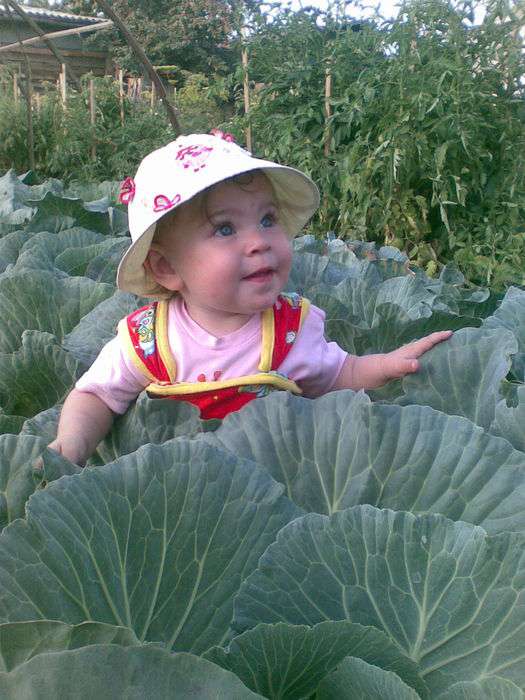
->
116, 131, 320, 298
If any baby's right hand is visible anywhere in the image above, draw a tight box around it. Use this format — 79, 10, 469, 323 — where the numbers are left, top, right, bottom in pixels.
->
34, 438, 88, 472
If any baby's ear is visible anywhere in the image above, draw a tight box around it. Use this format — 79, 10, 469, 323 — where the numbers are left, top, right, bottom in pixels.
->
144, 246, 184, 292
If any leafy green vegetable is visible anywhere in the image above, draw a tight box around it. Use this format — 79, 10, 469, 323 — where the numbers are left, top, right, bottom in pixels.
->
0, 441, 301, 655
206, 621, 426, 698
316, 656, 421, 699
204, 391, 525, 533
0, 171, 523, 696
0, 646, 262, 699
0, 271, 113, 354
234, 506, 525, 695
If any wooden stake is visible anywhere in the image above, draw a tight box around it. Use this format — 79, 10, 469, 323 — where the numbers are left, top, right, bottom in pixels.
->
324, 65, 332, 156
60, 63, 67, 106
118, 68, 124, 124
150, 81, 156, 110
94, 0, 181, 133
13, 72, 19, 103
241, 29, 252, 151
89, 78, 96, 160
26, 72, 35, 171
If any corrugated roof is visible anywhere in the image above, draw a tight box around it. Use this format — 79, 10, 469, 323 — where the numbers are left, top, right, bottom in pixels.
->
0, 4, 106, 26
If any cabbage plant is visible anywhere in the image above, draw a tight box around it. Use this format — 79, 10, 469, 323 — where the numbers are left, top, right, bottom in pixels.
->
0, 171, 523, 698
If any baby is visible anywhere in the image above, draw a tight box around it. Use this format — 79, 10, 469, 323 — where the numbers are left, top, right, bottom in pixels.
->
48, 132, 451, 465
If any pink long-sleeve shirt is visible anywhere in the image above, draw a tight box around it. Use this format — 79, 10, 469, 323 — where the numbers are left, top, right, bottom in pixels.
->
75, 296, 348, 414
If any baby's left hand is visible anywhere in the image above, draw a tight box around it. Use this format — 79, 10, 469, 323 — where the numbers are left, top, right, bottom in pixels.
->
381, 330, 453, 380
332, 330, 453, 392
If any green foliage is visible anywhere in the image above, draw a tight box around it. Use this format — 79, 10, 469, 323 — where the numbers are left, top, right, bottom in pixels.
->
174, 72, 233, 133
238, 0, 525, 288
58, 0, 260, 77
0, 75, 175, 182
0, 71, 236, 182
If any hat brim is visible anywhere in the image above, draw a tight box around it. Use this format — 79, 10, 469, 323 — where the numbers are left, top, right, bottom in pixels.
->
116, 160, 319, 298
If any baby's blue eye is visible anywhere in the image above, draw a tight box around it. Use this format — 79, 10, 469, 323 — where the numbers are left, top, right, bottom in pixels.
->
215, 223, 234, 237
261, 213, 275, 228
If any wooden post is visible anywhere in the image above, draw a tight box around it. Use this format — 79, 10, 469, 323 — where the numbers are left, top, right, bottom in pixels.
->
241, 27, 252, 151
137, 76, 142, 101
324, 64, 332, 156
94, 0, 181, 133
26, 72, 35, 171
60, 63, 67, 106
118, 68, 124, 124
150, 81, 156, 110
13, 72, 19, 103
89, 78, 96, 160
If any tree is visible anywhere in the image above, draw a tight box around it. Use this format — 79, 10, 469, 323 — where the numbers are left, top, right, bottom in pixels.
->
58, 0, 261, 77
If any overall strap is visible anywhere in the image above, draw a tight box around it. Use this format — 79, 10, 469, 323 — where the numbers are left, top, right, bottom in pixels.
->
258, 293, 310, 372
118, 300, 176, 383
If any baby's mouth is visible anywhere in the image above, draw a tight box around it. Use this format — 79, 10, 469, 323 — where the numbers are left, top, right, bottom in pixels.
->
243, 267, 274, 281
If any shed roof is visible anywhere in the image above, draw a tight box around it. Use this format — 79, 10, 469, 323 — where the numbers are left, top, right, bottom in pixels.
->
0, 4, 105, 27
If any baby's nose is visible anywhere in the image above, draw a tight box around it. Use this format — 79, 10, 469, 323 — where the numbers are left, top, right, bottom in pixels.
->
244, 227, 271, 253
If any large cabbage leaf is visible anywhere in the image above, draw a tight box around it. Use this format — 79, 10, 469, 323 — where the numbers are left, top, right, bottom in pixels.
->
62, 289, 142, 368
204, 391, 525, 532
234, 506, 525, 695
396, 327, 517, 429
0, 440, 301, 655
0, 620, 139, 671
316, 656, 421, 699
0, 331, 81, 420
0, 270, 114, 354
0, 646, 261, 699
492, 385, 525, 453
0, 434, 78, 530
206, 621, 426, 698
24, 191, 122, 235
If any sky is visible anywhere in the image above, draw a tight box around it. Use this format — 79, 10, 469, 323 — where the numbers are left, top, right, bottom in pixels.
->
288, 0, 403, 20
286, 0, 487, 23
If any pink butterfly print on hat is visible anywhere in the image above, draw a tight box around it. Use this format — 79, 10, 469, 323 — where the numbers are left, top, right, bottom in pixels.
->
175, 144, 213, 172
118, 177, 136, 205
153, 193, 182, 212
210, 129, 235, 143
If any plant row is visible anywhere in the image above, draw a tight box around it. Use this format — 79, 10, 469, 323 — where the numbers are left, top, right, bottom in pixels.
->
0, 171, 522, 697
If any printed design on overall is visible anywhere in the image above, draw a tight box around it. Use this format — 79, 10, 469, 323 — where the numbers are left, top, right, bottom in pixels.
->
118, 177, 135, 205
175, 144, 214, 172
197, 371, 223, 382
280, 292, 302, 309
153, 193, 182, 212
285, 331, 297, 344
133, 307, 156, 357
238, 370, 291, 398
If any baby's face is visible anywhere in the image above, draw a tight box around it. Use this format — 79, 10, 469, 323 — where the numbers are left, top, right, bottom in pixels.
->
156, 173, 292, 334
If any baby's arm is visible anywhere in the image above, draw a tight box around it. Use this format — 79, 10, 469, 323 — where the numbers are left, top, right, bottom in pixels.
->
331, 330, 453, 391
46, 389, 114, 466
43, 330, 152, 465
